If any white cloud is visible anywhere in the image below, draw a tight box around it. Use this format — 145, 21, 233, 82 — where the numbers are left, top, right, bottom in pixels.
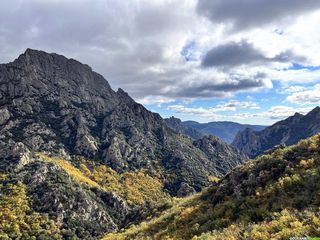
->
287, 84, 320, 104
136, 95, 175, 106
277, 85, 307, 94
168, 104, 313, 123
167, 100, 260, 120
167, 105, 219, 118
253, 105, 313, 120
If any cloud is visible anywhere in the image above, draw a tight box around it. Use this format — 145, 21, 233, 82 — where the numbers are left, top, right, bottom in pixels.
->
277, 85, 307, 94
168, 104, 312, 122
216, 100, 260, 111
286, 84, 320, 104
254, 105, 313, 120
197, 0, 320, 31
0, 0, 320, 108
202, 40, 305, 68
168, 100, 260, 119
165, 71, 272, 99
0, 0, 206, 99
136, 95, 175, 106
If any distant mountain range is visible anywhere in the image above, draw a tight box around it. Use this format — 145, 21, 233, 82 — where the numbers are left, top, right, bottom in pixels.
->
165, 117, 266, 143
232, 106, 320, 158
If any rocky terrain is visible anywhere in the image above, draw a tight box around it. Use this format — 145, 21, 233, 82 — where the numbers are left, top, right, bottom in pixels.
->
0, 49, 247, 239
193, 135, 245, 175
232, 107, 320, 158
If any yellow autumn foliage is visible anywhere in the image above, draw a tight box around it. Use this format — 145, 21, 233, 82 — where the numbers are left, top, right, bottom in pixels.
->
0, 174, 61, 239
36, 153, 170, 205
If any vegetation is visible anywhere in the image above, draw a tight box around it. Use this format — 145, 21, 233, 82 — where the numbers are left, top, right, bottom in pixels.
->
103, 133, 320, 239
37, 153, 170, 205
0, 174, 61, 240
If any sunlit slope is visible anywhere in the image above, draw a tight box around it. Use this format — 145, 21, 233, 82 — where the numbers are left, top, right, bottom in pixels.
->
103, 133, 320, 240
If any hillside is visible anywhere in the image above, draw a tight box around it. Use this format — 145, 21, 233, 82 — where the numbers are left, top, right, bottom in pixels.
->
193, 135, 245, 175
104, 133, 320, 239
232, 107, 320, 158
182, 120, 266, 143
0, 49, 246, 239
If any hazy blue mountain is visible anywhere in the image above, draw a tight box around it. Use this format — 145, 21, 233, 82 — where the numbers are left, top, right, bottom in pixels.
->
182, 120, 266, 143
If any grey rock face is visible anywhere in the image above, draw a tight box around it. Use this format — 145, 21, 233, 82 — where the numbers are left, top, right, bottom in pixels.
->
0, 107, 10, 125
194, 135, 247, 175
232, 107, 320, 158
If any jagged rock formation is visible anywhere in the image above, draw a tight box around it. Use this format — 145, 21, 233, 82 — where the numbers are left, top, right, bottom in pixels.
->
164, 116, 204, 139
0, 49, 248, 239
232, 107, 320, 158
182, 120, 266, 143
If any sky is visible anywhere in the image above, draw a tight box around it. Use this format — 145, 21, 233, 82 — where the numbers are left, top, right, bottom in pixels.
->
1, 0, 320, 125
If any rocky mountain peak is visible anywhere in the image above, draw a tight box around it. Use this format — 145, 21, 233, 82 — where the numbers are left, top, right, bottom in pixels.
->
0, 49, 246, 197
10, 48, 114, 99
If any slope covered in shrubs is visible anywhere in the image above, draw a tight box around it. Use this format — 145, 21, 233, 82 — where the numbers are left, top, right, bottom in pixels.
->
37, 153, 170, 205
103, 133, 320, 239
0, 174, 62, 239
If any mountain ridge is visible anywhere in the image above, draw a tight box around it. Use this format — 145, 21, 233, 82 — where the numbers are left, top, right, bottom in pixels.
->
165, 117, 266, 143
232, 107, 320, 158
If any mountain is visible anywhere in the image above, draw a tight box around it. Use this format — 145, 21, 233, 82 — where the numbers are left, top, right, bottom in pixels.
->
0, 49, 246, 239
164, 117, 247, 176
182, 120, 266, 143
164, 117, 204, 139
104, 133, 320, 239
232, 107, 320, 158
193, 135, 245, 175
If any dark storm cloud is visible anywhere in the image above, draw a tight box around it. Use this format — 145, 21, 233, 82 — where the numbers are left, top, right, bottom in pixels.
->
197, 0, 320, 31
168, 73, 269, 98
202, 41, 305, 68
